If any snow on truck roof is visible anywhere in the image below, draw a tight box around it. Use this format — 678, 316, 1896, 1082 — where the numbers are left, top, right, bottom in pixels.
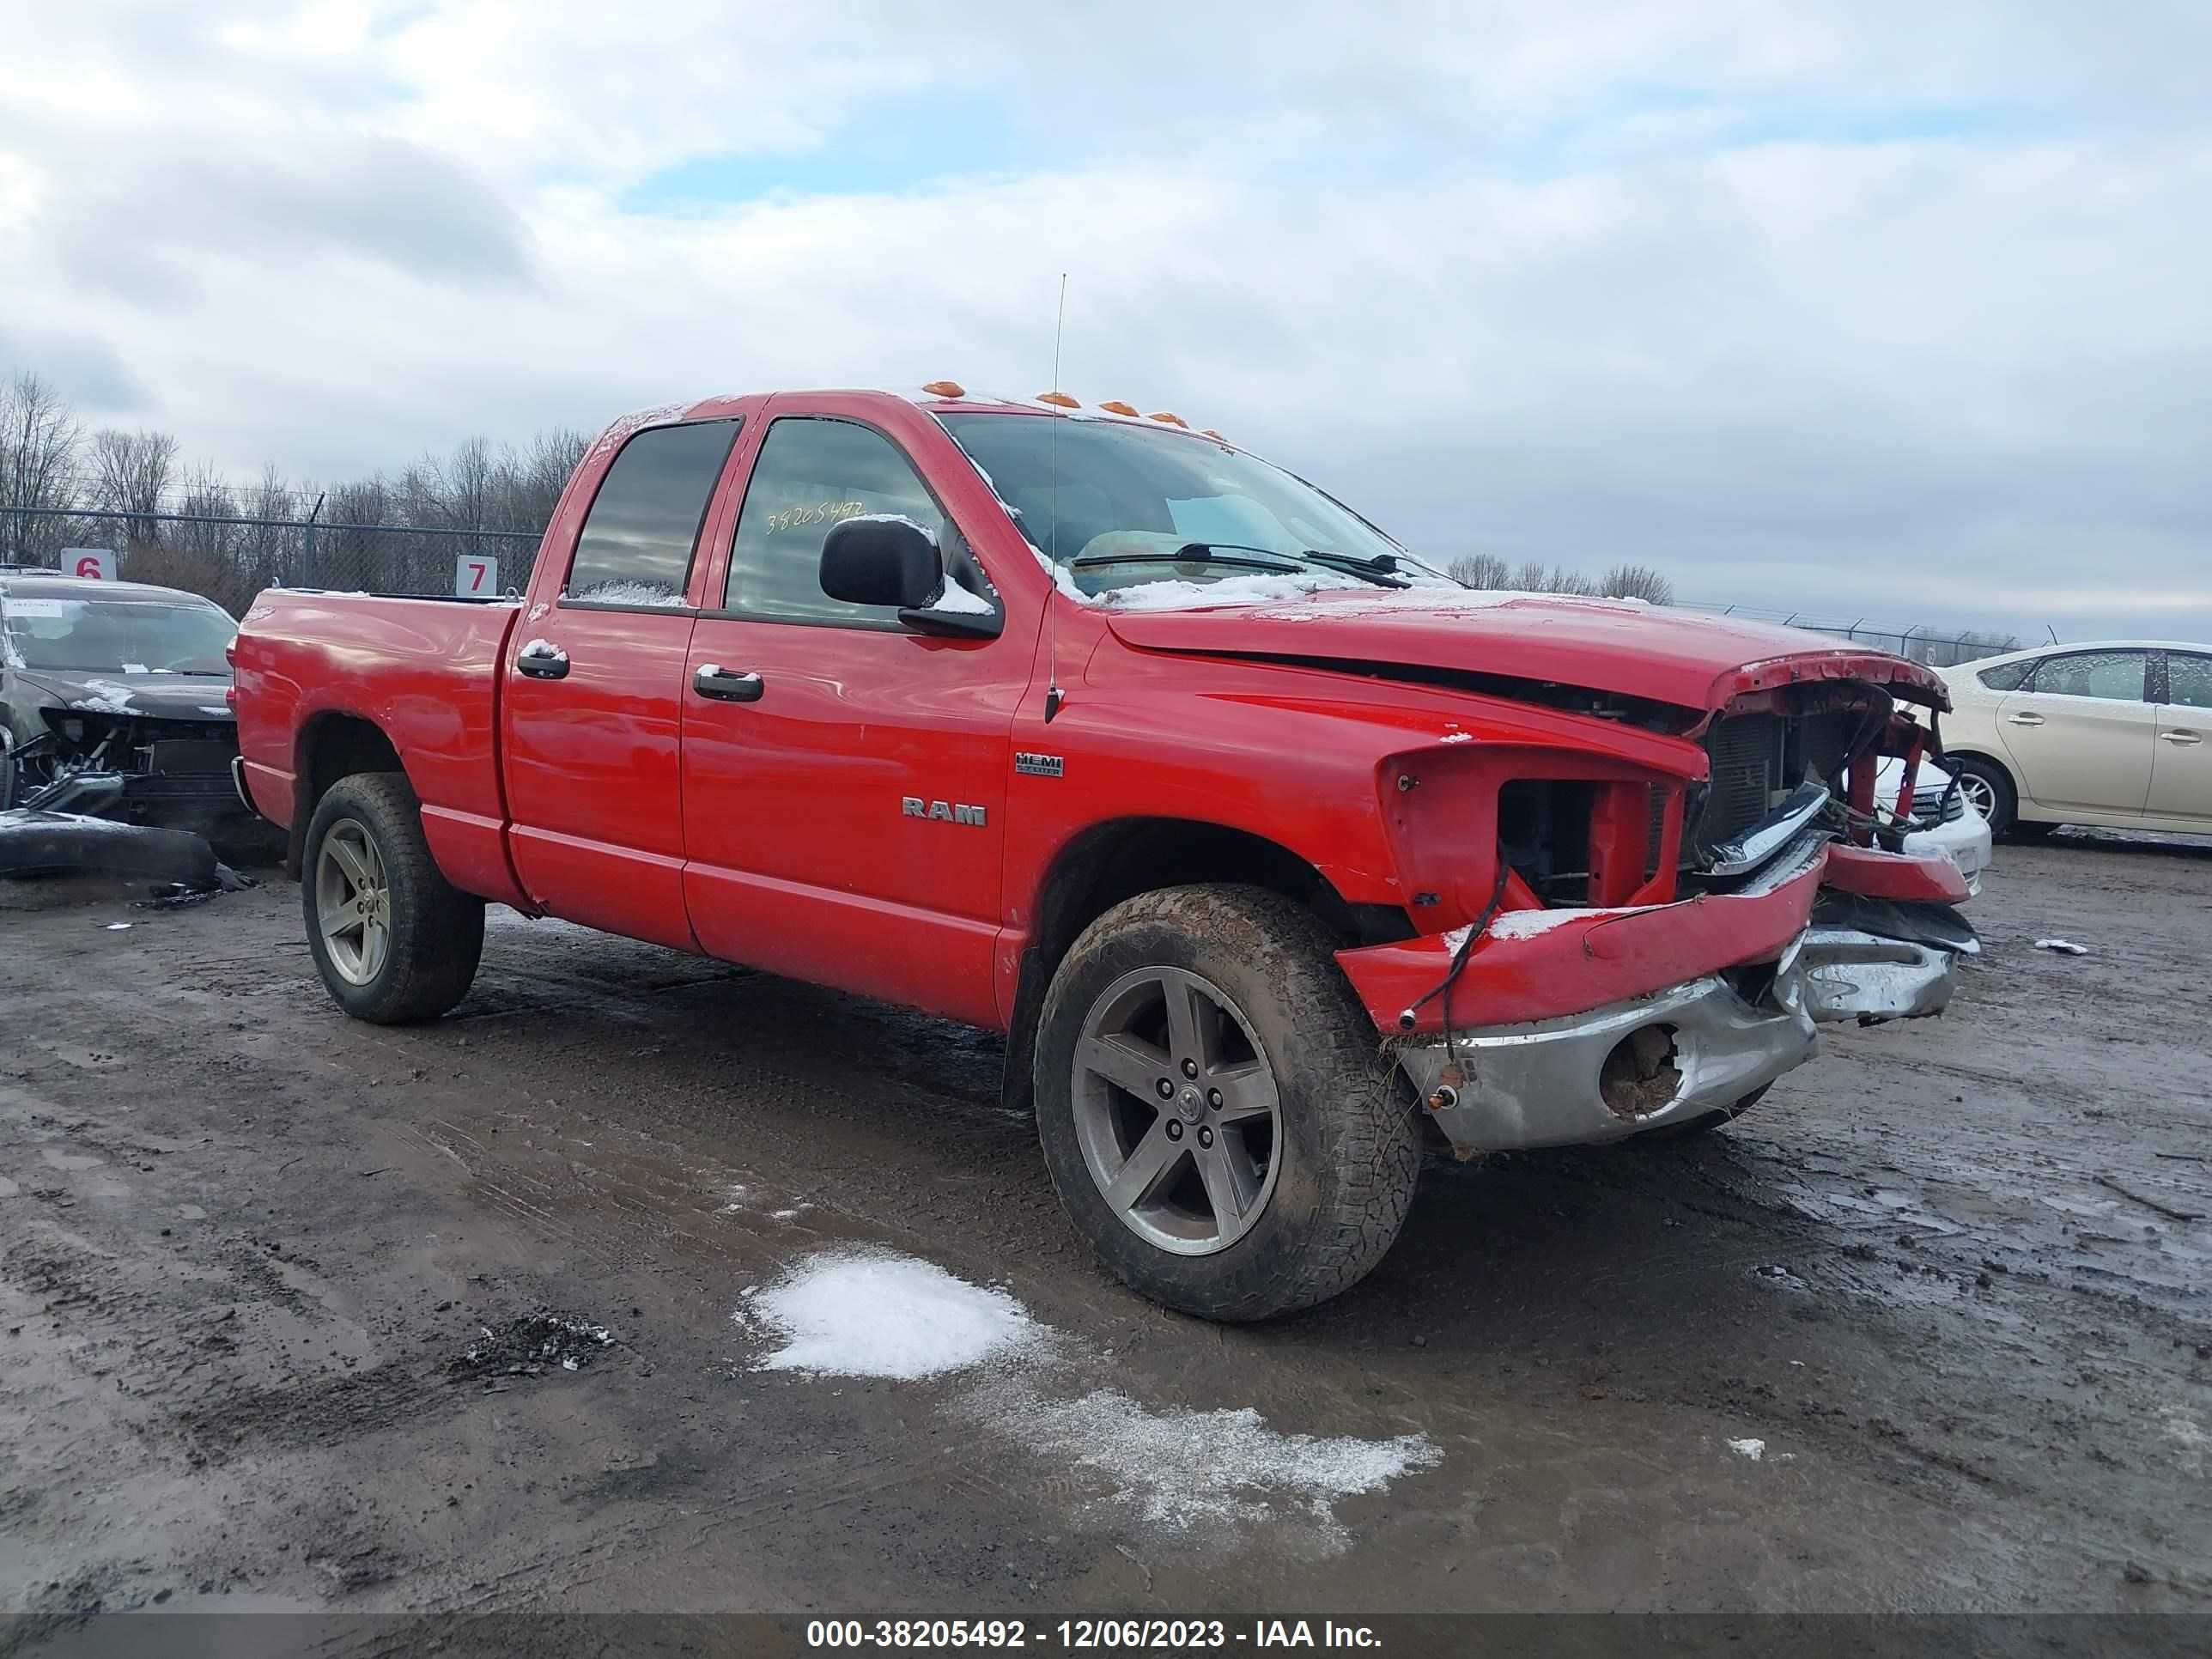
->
0, 571, 222, 606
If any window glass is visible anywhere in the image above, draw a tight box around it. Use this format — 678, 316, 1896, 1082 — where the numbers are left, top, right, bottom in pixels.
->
1, 597, 235, 675
564, 421, 738, 605
725, 418, 975, 622
2027, 650, 2147, 702
2166, 653, 2212, 709
1975, 660, 2033, 692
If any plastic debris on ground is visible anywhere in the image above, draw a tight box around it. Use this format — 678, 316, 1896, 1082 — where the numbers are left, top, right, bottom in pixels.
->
2035, 939, 2090, 955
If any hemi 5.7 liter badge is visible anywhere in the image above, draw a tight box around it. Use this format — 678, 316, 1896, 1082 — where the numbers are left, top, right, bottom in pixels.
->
1014, 752, 1065, 778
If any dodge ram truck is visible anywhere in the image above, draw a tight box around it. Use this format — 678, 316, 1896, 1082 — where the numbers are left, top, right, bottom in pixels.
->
232, 386, 1976, 1321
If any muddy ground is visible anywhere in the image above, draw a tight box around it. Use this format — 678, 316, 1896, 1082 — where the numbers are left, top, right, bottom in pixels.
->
2, 833, 2208, 1623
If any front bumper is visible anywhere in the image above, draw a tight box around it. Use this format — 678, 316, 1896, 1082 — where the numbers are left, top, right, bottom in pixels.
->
1394, 923, 1959, 1153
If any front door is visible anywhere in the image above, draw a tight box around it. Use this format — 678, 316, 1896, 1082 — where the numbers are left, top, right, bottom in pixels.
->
1995, 648, 2155, 816
501, 417, 740, 947
2149, 650, 2212, 822
679, 410, 1027, 1026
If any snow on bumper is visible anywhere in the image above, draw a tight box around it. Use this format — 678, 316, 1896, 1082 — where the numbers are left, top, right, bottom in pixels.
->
1340, 834, 1970, 1154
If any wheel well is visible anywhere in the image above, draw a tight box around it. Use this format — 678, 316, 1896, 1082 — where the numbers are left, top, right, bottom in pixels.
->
287, 713, 404, 875
1000, 817, 1411, 1115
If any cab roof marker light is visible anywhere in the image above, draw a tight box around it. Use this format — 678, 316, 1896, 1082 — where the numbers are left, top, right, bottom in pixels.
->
1097, 400, 1140, 416
1036, 391, 1080, 409
1148, 412, 1188, 428
921, 380, 967, 398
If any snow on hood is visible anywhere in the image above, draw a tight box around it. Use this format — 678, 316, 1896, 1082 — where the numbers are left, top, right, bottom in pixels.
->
1100, 585, 1949, 714
12, 668, 236, 721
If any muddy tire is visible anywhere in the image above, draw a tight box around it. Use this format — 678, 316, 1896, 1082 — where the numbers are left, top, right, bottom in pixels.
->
301, 772, 483, 1024
1033, 884, 1419, 1322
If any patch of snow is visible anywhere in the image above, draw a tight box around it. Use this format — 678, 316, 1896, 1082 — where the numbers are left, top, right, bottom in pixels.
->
924, 580, 994, 617
1751, 1263, 1810, 1291
744, 1250, 1040, 1380
122, 662, 149, 674
1728, 1437, 1765, 1461
106, 921, 132, 931
1097, 572, 1366, 611
567, 580, 688, 608
1487, 903, 1656, 941
972, 1379, 1441, 1546
845, 511, 939, 545
198, 707, 231, 717
2034, 939, 2089, 955
1437, 731, 1474, 744
70, 678, 139, 714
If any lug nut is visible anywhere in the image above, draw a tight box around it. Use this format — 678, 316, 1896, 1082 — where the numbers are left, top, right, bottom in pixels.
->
1155, 1077, 1175, 1099
1165, 1121, 1183, 1141
1197, 1127, 1214, 1148
1181, 1058, 1199, 1079
1206, 1088, 1223, 1110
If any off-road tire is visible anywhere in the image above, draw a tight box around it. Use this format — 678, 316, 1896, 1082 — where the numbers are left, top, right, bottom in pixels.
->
1034, 884, 1419, 1322
302, 772, 483, 1024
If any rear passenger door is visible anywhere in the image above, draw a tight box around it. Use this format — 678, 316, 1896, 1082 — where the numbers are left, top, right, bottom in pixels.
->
2148, 650, 2212, 823
501, 418, 740, 947
1994, 648, 2155, 816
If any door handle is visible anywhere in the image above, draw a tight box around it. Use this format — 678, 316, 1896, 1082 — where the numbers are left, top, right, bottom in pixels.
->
516, 638, 570, 680
2160, 730, 2203, 745
694, 664, 764, 702
2006, 712, 2045, 726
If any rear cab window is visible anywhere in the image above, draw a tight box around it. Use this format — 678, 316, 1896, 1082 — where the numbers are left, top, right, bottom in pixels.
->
562, 420, 739, 607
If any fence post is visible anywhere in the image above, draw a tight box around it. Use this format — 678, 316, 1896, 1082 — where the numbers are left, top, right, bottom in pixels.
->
302, 492, 325, 588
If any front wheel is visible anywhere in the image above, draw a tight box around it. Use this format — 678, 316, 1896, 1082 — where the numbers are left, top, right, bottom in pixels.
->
1953, 757, 2020, 836
302, 772, 484, 1024
1033, 884, 1419, 1322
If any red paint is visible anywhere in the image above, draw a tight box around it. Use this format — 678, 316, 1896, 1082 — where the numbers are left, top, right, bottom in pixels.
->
1822, 842, 1972, 906
234, 388, 1965, 1042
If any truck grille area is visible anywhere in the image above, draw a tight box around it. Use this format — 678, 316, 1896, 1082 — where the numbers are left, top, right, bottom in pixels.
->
1699, 713, 1783, 855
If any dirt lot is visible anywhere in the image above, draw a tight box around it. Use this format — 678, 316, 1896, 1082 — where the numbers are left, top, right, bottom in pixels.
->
3, 833, 2209, 1622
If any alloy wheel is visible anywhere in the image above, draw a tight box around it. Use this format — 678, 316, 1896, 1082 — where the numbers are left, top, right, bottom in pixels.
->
1071, 965, 1284, 1256
314, 817, 391, 986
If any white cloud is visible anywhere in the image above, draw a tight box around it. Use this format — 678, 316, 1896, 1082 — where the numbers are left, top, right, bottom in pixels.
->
1, 1, 2207, 636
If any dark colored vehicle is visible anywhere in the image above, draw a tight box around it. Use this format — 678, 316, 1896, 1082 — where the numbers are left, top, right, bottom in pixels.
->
1, 572, 246, 830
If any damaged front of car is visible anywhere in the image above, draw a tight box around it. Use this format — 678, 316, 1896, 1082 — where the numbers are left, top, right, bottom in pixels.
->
1, 575, 246, 831
1104, 590, 1976, 1156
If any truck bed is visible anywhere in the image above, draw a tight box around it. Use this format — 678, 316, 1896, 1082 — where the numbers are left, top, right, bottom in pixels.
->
232, 590, 525, 904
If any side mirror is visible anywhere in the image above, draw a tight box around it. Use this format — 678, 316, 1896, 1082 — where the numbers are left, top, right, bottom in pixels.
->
820, 514, 941, 609
819, 514, 1002, 638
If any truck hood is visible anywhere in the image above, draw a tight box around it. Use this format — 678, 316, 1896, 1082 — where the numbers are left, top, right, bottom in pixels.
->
11, 668, 236, 722
1100, 589, 1949, 714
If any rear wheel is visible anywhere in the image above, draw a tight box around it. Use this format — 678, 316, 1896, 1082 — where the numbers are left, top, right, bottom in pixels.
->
302, 773, 483, 1024
1034, 884, 1419, 1322
1953, 757, 2020, 836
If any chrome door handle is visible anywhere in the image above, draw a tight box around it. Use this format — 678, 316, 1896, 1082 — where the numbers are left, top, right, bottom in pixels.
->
694, 664, 764, 702
2006, 712, 2045, 726
516, 638, 570, 680
2160, 730, 2203, 745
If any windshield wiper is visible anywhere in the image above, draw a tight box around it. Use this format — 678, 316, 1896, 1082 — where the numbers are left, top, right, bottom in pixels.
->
1293, 550, 1412, 588
1069, 543, 1305, 574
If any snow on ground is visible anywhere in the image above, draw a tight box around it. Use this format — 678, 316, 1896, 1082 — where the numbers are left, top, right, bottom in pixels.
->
741, 1250, 1041, 1380
968, 1378, 1441, 1549
736, 1246, 1443, 1550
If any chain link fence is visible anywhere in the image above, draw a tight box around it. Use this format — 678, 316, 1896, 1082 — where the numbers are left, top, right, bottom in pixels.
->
4, 506, 2026, 668
1, 505, 543, 614
1678, 600, 2024, 668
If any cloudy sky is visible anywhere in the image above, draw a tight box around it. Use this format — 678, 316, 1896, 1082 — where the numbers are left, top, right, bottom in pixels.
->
3, 1, 2207, 639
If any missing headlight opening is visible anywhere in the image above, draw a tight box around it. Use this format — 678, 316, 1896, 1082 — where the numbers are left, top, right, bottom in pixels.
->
1599, 1025, 1682, 1118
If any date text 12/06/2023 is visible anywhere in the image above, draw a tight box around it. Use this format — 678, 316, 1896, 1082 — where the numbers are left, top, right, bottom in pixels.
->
804, 1619, 1385, 1650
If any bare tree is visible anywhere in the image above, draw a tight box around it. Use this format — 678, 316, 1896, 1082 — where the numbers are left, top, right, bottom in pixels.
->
1509, 558, 1549, 592
89, 427, 179, 552
0, 370, 84, 561
1446, 553, 1511, 589
1598, 562, 1674, 605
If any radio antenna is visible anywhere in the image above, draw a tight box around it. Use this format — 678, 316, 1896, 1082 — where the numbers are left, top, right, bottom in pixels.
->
1044, 272, 1068, 722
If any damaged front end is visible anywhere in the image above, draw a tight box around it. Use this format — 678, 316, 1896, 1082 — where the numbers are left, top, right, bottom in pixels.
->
5, 706, 245, 830
1340, 672, 1978, 1155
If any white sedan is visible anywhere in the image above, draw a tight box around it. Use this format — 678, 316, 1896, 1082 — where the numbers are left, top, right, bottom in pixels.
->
1877, 754, 1991, 900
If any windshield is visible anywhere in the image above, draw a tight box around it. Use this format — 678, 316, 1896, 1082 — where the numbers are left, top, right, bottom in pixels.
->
936, 413, 1460, 599
2, 596, 238, 675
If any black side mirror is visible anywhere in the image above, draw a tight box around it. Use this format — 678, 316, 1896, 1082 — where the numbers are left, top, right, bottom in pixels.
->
819, 514, 1001, 638
820, 514, 941, 609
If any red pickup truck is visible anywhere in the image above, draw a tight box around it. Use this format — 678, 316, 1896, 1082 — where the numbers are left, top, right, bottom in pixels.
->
233, 386, 1975, 1320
